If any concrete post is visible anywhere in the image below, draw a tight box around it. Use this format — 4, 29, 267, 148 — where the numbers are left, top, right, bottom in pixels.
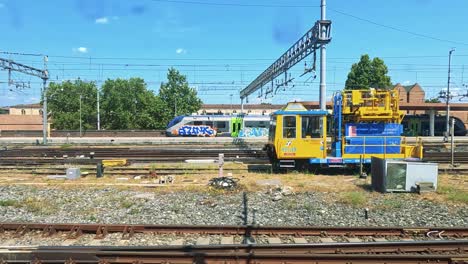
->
319, 0, 327, 111
428, 109, 435, 137
218, 153, 224, 177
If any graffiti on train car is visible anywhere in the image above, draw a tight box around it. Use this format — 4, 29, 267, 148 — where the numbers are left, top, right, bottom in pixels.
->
238, 127, 268, 137
178, 125, 217, 136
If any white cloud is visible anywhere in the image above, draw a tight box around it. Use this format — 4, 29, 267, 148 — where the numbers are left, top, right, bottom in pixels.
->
95, 17, 109, 24
72, 47, 88, 54
176, 48, 187, 54
403, 80, 411, 85
95, 16, 119, 24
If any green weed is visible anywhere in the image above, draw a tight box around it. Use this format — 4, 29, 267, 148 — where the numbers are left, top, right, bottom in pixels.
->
339, 191, 367, 207
0, 199, 16, 207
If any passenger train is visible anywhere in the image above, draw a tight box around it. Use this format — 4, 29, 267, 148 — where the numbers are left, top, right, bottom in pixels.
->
166, 113, 467, 137
166, 114, 270, 137
401, 115, 466, 136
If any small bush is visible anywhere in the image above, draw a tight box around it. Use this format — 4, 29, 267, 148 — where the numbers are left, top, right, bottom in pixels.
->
19, 197, 56, 214
438, 186, 468, 204
339, 191, 367, 207
375, 198, 403, 210
0, 199, 16, 207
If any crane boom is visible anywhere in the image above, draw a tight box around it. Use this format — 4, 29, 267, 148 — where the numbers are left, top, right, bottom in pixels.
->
240, 20, 331, 100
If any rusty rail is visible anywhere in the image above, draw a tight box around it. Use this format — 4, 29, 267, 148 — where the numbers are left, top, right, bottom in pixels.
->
0, 248, 466, 264
0, 223, 467, 239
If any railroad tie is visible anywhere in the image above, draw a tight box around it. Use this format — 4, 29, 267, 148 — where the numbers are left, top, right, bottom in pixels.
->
267, 237, 282, 244
170, 239, 184, 246
373, 237, 388, 242
0, 239, 16, 246
346, 237, 362, 243
220, 236, 234, 245
196, 237, 210, 245
320, 237, 335, 243
293, 237, 308, 244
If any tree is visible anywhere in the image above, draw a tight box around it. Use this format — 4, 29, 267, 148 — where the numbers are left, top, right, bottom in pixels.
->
425, 98, 441, 103
159, 68, 203, 118
100, 78, 167, 129
345, 54, 392, 90
46, 80, 98, 130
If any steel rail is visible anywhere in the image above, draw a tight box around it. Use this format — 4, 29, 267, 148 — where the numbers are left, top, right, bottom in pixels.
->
3, 240, 465, 255
0, 251, 466, 264
1, 223, 467, 238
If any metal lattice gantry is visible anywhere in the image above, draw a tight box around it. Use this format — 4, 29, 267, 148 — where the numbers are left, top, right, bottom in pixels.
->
0, 58, 48, 81
0, 56, 49, 144
239, 19, 331, 101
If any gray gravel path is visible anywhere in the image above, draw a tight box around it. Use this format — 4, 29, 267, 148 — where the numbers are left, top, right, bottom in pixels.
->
0, 186, 466, 227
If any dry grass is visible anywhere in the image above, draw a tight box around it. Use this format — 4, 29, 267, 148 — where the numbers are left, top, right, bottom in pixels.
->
15, 197, 57, 214
0, 164, 466, 206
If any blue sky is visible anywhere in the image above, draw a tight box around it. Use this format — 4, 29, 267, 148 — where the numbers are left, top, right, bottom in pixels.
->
1, 0, 468, 107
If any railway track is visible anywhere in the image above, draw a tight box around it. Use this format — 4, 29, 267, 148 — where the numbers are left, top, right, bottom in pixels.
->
1, 223, 467, 241
0, 147, 268, 165
0, 243, 466, 264
0, 147, 466, 169
0, 223, 466, 263
423, 151, 468, 164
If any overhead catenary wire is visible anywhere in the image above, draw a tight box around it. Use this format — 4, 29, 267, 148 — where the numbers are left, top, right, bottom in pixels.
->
328, 8, 468, 46
150, 0, 319, 8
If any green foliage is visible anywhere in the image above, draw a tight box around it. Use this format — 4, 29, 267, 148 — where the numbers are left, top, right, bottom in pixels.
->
101, 78, 167, 129
425, 98, 441, 103
345, 54, 392, 90
47, 69, 202, 130
0, 199, 16, 207
47, 80, 98, 130
159, 68, 203, 117
339, 191, 367, 207
375, 197, 403, 210
437, 186, 468, 204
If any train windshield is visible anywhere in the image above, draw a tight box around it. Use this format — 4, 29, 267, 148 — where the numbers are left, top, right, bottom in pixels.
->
167, 116, 185, 129
302, 116, 322, 138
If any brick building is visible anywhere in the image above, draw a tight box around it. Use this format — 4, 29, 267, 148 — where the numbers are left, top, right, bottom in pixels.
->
394, 83, 425, 114
7, 103, 43, 115
0, 103, 49, 134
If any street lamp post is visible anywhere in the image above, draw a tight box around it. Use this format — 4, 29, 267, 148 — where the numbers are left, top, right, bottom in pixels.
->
97, 88, 100, 130
79, 94, 82, 138
445, 48, 455, 141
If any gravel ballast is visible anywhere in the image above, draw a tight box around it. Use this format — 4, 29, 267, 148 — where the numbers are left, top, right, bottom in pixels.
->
0, 185, 466, 227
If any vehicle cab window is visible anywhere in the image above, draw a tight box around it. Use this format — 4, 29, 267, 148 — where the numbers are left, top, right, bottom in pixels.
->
283, 116, 296, 138
302, 116, 322, 138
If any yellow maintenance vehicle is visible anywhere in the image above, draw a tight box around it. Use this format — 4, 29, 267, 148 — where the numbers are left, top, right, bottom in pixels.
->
264, 89, 423, 172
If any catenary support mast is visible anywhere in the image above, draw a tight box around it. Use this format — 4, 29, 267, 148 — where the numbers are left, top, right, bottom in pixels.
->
0, 57, 49, 144
239, 0, 331, 104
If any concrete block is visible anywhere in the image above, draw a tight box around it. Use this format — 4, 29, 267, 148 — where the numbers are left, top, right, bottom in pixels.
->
293, 237, 308, 244
320, 237, 335, 243
267, 237, 282, 244
346, 237, 362, 243
196, 237, 210, 245
170, 239, 184, 246
66, 168, 81, 179
220, 236, 234, 244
